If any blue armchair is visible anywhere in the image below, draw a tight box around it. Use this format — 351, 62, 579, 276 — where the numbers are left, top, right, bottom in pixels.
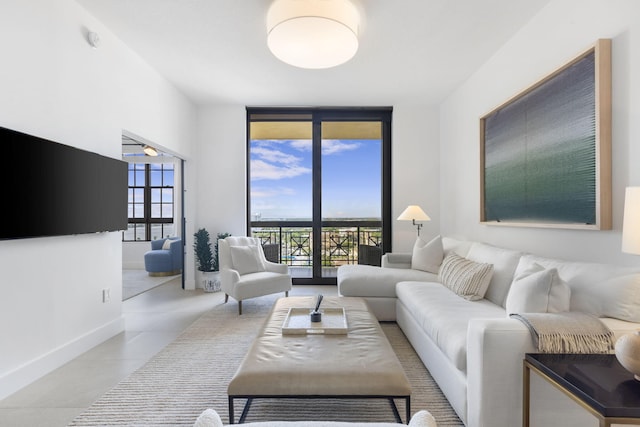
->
144, 237, 183, 276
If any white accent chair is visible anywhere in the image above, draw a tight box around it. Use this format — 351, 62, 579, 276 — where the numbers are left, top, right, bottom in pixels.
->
218, 236, 292, 314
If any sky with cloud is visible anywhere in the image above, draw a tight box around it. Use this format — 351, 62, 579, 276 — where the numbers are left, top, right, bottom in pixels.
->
250, 138, 381, 220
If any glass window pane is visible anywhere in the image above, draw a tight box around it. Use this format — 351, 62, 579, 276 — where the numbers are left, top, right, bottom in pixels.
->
135, 170, 145, 185
151, 203, 161, 218
162, 224, 175, 237
150, 224, 163, 241
127, 204, 134, 218
134, 188, 144, 202
163, 169, 174, 186
162, 188, 173, 203
135, 223, 145, 240
134, 203, 144, 218
128, 170, 135, 185
128, 189, 134, 203
151, 189, 161, 203
123, 224, 135, 241
150, 170, 162, 186
161, 204, 173, 218
321, 122, 382, 220
249, 121, 313, 221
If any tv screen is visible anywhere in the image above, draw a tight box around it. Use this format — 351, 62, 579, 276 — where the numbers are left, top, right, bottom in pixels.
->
1, 127, 128, 239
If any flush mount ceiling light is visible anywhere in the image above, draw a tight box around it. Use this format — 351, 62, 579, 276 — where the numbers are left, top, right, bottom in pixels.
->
267, 0, 360, 69
143, 145, 158, 156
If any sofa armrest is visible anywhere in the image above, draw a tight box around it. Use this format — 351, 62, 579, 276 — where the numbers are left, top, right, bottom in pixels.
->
381, 252, 412, 269
466, 318, 535, 427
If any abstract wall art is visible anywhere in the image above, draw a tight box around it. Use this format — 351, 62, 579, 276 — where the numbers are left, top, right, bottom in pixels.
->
480, 39, 611, 230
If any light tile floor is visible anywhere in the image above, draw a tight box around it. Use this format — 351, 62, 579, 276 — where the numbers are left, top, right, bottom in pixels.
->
0, 279, 336, 426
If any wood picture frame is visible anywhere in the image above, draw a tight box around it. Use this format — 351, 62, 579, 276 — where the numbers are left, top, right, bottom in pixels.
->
480, 39, 611, 230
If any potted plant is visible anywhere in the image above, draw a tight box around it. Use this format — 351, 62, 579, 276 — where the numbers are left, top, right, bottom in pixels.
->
194, 228, 217, 292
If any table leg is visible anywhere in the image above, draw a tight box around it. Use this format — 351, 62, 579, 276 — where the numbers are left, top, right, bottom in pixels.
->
523, 361, 531, 427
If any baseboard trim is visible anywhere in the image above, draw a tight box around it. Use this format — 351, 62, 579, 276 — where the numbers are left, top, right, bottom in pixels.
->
0, 316, 125, 400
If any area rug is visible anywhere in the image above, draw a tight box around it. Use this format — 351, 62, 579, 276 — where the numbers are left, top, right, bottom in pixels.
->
69, 295, 463, 426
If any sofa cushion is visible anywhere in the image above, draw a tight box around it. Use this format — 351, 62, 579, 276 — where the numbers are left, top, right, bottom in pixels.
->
466, 242, 522, 307
396, 281, 506, 371
514, 255, 640, 322
411, 235, 443, 273
338, 265, 437, 298
505, 263, 571, 315
438, 253, 494, 301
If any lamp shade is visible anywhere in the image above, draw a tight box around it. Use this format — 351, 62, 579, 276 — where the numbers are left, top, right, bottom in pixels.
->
622, 187, 640, 254
266, 0, 359, 69
397, 205, 431, 222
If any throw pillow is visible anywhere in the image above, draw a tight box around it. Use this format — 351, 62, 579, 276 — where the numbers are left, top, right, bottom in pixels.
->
194, 409, 223, 427
411, 235, 444, 273
505, 263, 571, 315
162, 239, 172, 250
229, 245, 266, 275
438, 253, 494, 301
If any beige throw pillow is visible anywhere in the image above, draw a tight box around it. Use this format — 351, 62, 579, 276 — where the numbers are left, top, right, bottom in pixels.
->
162, 239, 172, 250
229, 245, 265, 275
505, 263, 571, 315
438, 253, 494, 301
411, 235, 444, 273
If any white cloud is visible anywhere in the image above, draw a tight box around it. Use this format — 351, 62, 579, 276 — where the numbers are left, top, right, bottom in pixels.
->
251, 186, 296, 198
290, 139, 361, 155
322, 139, 361, 155
251, 159, 311, 180
290, 140, 312, 151
252, 146, 301, 165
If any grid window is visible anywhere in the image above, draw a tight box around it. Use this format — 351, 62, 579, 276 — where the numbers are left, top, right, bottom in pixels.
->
123, 163, 174, 241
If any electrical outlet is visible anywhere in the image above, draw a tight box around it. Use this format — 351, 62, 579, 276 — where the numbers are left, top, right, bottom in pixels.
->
102, 288, 111, 303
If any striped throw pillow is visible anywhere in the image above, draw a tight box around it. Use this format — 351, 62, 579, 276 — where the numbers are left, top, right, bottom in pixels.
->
438, 253, 494, 301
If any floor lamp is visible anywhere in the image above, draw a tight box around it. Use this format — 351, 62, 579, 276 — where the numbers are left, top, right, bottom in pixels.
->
397, 205, 430, 237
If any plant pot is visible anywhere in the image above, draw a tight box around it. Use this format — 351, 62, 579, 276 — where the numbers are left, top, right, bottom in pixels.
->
197, 271, 221, 293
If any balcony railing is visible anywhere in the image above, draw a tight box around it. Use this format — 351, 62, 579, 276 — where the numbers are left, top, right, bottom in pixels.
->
251, 224, 382, 278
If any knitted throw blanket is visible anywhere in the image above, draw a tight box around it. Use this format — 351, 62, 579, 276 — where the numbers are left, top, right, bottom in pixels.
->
510, 312, 615, 354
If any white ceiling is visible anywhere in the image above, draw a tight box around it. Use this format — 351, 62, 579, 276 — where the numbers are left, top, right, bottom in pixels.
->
76, 0, 551, 107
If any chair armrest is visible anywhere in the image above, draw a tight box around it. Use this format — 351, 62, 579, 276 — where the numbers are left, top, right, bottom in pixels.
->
151, 239, 165, 250
264, 261, 289, 274
466, 318, 535, 427
169, 239, 183, 270
220, 269, 241, 293
381, 252, 412, 269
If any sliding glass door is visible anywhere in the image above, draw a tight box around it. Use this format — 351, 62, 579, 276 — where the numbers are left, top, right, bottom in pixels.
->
247, 108, 391, 285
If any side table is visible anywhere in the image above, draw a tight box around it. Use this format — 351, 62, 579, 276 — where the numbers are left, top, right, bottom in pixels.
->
523, 353, 640, 427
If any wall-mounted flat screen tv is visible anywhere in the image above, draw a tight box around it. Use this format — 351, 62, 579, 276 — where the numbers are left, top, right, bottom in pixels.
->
1, 126, 128, 240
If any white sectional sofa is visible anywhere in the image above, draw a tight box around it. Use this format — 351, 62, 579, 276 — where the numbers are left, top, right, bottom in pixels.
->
337, 237, 640, 427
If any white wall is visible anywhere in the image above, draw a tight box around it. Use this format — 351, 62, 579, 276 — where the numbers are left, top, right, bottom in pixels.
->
194, 104, 440, 259
440, 0, 640, 266
0, 0, 195, 399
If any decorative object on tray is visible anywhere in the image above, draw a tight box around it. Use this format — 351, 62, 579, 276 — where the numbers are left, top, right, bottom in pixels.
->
310, 294, 323, 322
615, 330, 640, 381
